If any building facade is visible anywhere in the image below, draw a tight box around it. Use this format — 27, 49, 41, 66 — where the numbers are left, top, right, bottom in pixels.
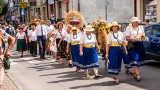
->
55, 0, 135, 24
136, 0, 160, 22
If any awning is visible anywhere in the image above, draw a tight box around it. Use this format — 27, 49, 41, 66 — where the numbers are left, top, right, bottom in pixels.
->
48, 0, 54, 4
146, 0, 157, 6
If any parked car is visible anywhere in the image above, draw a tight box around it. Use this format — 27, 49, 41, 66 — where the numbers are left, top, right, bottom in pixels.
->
144, 23, 160, 60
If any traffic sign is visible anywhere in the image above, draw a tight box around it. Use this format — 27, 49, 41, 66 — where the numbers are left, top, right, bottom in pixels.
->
14, 4, 19, 7
0, 6, 2, 14
19, 2, 27, 8
30, 2, 36, 6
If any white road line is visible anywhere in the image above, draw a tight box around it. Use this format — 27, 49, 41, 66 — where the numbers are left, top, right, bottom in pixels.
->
21, 57, 33, 60
11, 62, 17, 65
48, 59, 56, 62
28, 60, 41, 64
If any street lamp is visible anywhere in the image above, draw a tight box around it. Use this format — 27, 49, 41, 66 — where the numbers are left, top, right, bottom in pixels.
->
105, 0, 109, 20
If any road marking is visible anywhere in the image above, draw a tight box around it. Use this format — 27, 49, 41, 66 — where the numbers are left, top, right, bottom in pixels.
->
21, 57, 33, 60
11, 62, 17, 65
28, 60, 41, 64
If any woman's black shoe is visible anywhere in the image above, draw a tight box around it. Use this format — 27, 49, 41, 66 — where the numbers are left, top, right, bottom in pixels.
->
94, 75, 101, 79
133, 73, 141, 82
68, 64, 73, 67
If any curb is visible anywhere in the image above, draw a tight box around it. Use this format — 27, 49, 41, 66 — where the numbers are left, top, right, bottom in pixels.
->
5, 71, 23, 90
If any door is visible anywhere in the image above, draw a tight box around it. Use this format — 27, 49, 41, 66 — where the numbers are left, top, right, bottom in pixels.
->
144, 26, 153, 53
43, 7, 46, 20
150, 25, 160, 55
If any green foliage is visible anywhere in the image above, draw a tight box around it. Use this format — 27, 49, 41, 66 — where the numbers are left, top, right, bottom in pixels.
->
0, 0, 8, 16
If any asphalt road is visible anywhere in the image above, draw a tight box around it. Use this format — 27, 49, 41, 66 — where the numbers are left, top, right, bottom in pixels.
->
6, 48, 160, 90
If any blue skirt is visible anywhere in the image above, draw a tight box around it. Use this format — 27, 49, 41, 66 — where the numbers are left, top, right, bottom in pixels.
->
77, 47, 99, 69
128, 42, 147, 66
70, 44, 80, 66
108, 46, 122, 75
122, 51, 132, 69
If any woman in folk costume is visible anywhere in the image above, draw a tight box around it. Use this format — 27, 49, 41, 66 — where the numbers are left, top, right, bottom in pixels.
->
106, 22, 128, 84
57, 25, 72, 66
66, 27, 81, 71
15, 26, 27, 57
55, 22, 66, 62
79, 25, 101, 78
125, 17, 148, 82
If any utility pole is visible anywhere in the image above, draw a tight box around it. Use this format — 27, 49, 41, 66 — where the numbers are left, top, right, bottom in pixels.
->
72, 0, 73, 11
7, 0, 10, 24
78, 0, 80, 12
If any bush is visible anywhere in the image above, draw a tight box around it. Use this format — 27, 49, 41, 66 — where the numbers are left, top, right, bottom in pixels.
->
0, 0, 8, 16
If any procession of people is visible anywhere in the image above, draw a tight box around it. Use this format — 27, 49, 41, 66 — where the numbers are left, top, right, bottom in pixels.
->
0, 15, 149, 89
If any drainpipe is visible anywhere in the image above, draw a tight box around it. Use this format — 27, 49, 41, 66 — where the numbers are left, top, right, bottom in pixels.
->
134, 0, 137, 16
54, 0, 56, 23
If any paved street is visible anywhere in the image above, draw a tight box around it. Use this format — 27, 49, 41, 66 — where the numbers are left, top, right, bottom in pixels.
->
5, 48, 160, 90
2, 74, 18, 90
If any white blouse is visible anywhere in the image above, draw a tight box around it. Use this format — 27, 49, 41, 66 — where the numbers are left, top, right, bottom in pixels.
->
67, 34, 81, 43
80, 33, 97, 45
107, 31, 124, 44
125, 26, 145, 40
46, 25, 54, 34
62, 30, 70, 41
35, 25, 47, 37
16, 32, 26, 39
28, 30, 37, 41
49, 37, 57, 46
55, 29, 65, 39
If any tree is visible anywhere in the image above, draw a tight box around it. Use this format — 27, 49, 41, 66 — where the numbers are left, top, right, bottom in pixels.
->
0, 0, 8, 16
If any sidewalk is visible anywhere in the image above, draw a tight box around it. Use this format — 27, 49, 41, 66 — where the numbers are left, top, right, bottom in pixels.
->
2, 73, 19, 90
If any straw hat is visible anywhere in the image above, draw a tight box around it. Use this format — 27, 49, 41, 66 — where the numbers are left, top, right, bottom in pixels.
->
110, 22, 121, 27
106, 23, 112, 29
18, 26, 23, 29
67, 24, 72, 29
84, 25, 95, 31
130, 17, 140, 23
51, 31, 56, 35
71, 27, 78, 31
57, 22, 64, 28
57, 22, 63, 25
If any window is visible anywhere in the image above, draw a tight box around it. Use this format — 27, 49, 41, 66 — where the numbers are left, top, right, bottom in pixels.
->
145, 26, 153, 36
152, 25, 160, 35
